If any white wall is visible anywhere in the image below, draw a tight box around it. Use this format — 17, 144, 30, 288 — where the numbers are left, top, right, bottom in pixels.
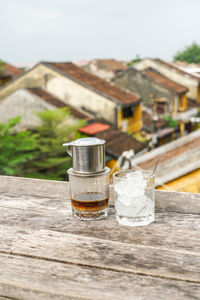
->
0, 89, 55, 130
0, 63, 117, 126
45, 76, 116, 124
88, 61, 114, 81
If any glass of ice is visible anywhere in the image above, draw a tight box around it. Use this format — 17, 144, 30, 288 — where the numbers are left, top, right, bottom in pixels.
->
113, 169, 155, 226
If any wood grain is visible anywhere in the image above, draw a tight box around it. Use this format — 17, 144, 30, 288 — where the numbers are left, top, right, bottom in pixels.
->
0, 207, 200, 254
0, 253, 200, 300
10, 229, 200, 283
1, 176, 200, 214
0, 175, 69, 199
0, 176, 200, 299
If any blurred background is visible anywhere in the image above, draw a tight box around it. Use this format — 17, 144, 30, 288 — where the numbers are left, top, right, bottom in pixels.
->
0, 0, 200, 192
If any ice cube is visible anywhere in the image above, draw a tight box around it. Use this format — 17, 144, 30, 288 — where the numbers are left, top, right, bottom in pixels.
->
116, 193, 134, 206
114, 181, 128, 196
134, 196, 154, 217
126, 170, 144, 180
126, 171, 146, 188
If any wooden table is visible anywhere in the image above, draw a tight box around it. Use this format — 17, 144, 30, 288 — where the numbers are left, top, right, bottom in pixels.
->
0, 175, 200, 300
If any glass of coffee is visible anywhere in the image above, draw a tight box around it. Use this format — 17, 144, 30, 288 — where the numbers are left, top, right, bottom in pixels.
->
64, 137, 110, 220
68, 167, 110, 220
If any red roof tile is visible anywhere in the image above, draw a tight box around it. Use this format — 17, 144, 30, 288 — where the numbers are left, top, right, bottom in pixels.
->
154, 58, 200, 81
28, 88, 92, 121
142, 69, 188, 94
44, 62, 140, 105
142, 110, 168, 129
5, 63, 23, 78
96, 59, 127, 71
79, 122, 110, 135
94, 128, 146, 157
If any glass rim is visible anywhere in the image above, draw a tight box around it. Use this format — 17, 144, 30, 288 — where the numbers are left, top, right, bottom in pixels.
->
113, 168, 154, 180
68, 167, 110, 177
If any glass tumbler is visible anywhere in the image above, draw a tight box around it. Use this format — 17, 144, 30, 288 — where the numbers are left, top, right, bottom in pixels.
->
113, 169, 155, 226
68, 167, 110, 220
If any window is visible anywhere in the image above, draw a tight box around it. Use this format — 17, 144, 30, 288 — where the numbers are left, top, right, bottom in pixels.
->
122, 106, 133, 118
155, 98, 167, 115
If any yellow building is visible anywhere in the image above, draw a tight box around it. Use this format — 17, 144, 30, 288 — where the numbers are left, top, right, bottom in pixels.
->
157, 169, 200, 193
117, 103, 142, 133
0, 61, 143, 134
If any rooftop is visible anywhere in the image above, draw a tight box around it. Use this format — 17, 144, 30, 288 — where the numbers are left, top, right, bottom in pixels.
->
95, 59, 127, 71
142, 110, 168, 130
4, 63, 23, 78
154, 58, 200, 81
79, 121, 146, 158
79, 122, 110, 135
43, 62, 140, 105
93, 126, 146, 158
142, 68, 188, 94
131, 129, 200, 186
28, 88, 92, 121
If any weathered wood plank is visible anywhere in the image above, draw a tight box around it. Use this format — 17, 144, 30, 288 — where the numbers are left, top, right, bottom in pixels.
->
0, 207, 200, 254
1, 190, 200, 224
0, 194, 71, 214
0, 297, 18, 300
0, 175, 69, 199
11, 229, 200, 283
0, 253, 200, 300
1, 176, 200, 214
0, 225, 34, 253
155, 190, 200, 214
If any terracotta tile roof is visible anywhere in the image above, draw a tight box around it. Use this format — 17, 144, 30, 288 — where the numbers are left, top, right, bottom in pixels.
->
154, 58, 200, 81
4, 63, 23, 78
43, 62, 140, 105
78, 121, 146, 158
28, 88, 92, 121
96, 59, 127, 71
131, 130, 200, 185
142, 110, 168, 130
94, 128, 146, 158
142, 68, 188, 94
139, 136, 200, 172
79, 122, 110, 135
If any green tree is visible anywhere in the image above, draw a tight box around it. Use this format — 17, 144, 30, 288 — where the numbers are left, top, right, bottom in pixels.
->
0, 117, 38, 176
162, 115, 179, 128
24, 107, 86, 180
0, 108, 87, 180
127, 54, 141, 67
173, 42, 200, 63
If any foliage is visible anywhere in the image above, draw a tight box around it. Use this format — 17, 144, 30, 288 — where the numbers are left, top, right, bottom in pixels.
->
24, 107, 87, 180
0, 59, 6, 75
0, 108, 87, 181
133, 131, 149, 143
173, 42, 200, 64
127, 54, 141, 67
0, 117, 38, 176
162, 115, 179, 128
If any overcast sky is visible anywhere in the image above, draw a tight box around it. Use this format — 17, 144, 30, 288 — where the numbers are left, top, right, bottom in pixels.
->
1, 0, 200, 65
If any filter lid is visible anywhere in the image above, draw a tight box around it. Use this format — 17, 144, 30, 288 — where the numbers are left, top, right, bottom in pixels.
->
63, 137, 105, 147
